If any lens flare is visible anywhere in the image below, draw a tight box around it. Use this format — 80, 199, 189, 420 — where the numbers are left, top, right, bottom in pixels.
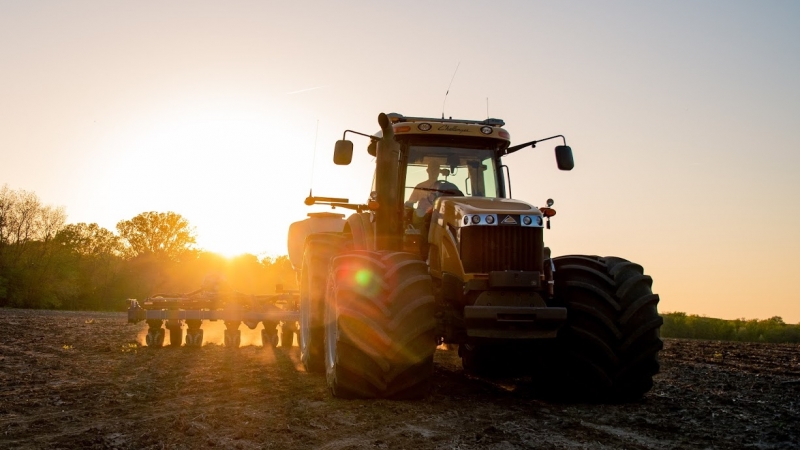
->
355, 269, 373, 287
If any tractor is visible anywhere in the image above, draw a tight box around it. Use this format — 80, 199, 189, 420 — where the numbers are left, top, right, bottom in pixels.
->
287, 112, 662, 400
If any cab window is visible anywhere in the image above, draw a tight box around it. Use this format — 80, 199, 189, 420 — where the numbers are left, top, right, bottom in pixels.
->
404, 146, 499, 204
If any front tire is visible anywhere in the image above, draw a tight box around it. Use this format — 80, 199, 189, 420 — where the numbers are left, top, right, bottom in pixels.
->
325, 251, 436, 399
299, 233, 346, 372
552, 255, 663, 401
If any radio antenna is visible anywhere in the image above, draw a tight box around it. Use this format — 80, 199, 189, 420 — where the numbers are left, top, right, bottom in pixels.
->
308, 119, 319, 196
441, 62, 460, 119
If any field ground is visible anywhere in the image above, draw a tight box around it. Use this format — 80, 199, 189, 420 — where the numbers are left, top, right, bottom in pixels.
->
1, 309, 799, 449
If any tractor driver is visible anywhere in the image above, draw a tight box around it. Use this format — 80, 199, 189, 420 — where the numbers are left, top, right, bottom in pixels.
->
405, 161, 442, 223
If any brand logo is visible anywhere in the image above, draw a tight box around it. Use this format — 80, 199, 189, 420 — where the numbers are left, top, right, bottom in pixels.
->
501, 215, 517, 225
437, 125, 470, 134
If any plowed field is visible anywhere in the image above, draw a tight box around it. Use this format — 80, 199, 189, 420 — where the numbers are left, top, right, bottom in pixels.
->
1, 309, 798, 449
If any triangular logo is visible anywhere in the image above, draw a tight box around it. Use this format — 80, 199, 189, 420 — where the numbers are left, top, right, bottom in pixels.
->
501, 215, 517, 224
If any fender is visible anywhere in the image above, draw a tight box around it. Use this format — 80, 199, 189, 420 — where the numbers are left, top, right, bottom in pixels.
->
344, 212, 375, 251
287, 212, 345, 271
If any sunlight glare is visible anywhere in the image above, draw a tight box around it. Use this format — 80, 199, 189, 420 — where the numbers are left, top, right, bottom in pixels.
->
102, 102, 330, 256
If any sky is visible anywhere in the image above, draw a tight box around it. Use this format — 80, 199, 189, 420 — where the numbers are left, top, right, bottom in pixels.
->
1, 1, 798, 322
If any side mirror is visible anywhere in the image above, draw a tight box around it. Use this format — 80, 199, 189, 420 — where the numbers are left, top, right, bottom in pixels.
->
555, 145, 574, 171
333, 140, 353, 165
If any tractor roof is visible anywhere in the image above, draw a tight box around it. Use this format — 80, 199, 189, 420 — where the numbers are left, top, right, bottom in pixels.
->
386, 113, 505, 127
381, 113, 511, 142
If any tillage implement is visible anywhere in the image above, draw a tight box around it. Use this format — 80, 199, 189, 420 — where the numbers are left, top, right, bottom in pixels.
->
127, 275, 299, 349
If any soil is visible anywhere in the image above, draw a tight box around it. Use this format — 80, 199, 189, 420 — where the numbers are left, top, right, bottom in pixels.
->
1, 308, 798, 449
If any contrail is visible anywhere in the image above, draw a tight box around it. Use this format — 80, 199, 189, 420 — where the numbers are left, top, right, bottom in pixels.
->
285, 85, 329, 95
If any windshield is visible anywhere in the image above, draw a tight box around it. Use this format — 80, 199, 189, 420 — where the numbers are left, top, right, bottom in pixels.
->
404, 145, 499, 205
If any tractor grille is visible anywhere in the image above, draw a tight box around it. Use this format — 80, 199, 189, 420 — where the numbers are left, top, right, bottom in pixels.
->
460, 226, 543, 274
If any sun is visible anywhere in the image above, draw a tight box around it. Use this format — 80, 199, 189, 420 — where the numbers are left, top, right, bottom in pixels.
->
101, 97, 377, 259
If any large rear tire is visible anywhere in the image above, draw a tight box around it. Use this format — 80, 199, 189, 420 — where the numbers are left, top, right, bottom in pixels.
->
299, 233, 346, 372
325, 251, 436, 399
552, 255, 663, 401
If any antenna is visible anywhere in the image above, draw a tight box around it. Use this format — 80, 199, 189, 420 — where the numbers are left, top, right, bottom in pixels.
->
308, 119, 319, 195
441, 62, 460, 119
486, 97, 489, 119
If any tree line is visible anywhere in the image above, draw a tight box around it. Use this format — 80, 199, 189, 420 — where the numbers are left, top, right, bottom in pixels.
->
3, 185, 799, 344
661, 312, 800, 344
0, 185, 297, 311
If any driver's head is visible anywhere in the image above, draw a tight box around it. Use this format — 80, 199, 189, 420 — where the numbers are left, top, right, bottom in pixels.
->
426, 161, 440, 180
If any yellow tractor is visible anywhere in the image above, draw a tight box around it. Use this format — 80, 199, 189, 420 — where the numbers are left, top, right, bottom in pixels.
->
288, 113, 662, 400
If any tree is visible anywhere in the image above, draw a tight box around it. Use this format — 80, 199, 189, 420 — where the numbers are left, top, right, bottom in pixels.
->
767, 316, 785, 325
58, 223, 122, 258
0, 185, 66, 251
56, 223, 125, 310
116, 211, 196, 261
661, 312, 800, 344
0, 185, 68, 308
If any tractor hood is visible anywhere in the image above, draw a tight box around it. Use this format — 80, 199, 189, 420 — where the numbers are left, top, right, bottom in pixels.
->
435, 197, 545, 229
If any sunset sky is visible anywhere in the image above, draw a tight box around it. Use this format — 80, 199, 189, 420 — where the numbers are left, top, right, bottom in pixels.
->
1, 1, 798, 322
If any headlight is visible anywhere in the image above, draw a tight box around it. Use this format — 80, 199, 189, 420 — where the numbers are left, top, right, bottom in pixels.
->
463, 216, 469, 225
536, 216, 543, 226
471, 215, 481, 225
485, 215, 495, 225
522, 216, 532, 226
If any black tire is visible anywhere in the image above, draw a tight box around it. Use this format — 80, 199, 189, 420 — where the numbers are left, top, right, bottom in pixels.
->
224, 330, 241, 349
146, 328, 165, 348
260, 329, 277, 348
299, 233, 347, 372
261, 322, 278, 348
325, 251, 436, 399
168, 323, 182, 347
551, 255, 663, 401
281, 322, 295, 348
185, 329, 203, 347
